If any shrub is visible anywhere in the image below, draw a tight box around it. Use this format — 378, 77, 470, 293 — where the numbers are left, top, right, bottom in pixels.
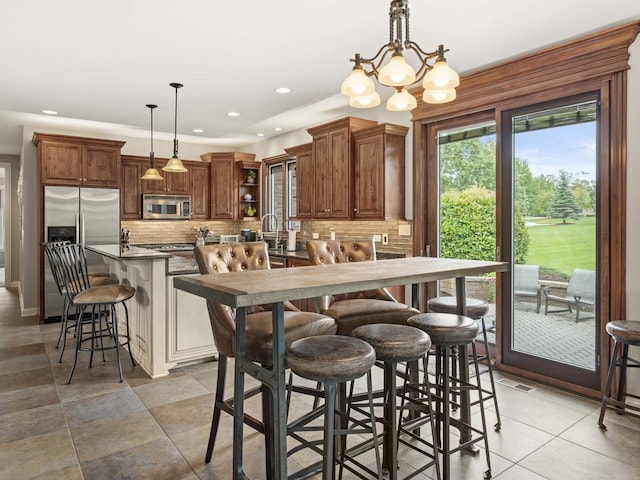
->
440, 187, 529, 264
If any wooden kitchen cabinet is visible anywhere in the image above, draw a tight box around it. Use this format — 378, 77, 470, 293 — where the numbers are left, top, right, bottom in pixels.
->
189, 162, 211, 219
33, 133, 125, 187
285, 143, 313, 219
303, 117, 376, 219
353, 123, 409, 220
200, 152, 259, 220
121, 156, 207, 219
140, 159, 189, 195
121, 157, 144, 218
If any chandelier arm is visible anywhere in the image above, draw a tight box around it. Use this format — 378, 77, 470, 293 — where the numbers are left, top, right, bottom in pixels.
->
355, 44, 395, 79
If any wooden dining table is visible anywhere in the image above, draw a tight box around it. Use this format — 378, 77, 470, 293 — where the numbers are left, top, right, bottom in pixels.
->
174, 255, 508, 480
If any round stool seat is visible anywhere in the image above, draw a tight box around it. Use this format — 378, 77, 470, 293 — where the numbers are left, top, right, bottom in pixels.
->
287, 335, 376, 382
352, 324, 431, 361
427, 296, 489, 319
606, 320, 640, 346
408, 313, 479, 345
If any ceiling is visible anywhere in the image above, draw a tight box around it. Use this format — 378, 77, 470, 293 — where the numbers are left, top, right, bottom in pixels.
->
0, 0, 638, 156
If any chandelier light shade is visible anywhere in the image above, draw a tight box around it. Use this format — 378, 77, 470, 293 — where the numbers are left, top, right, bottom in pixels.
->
141, 104, 163, 181
162, 82, 188, 173
349, 91, 381, 108
341, 0, 459, 112
387, 88, 417, 111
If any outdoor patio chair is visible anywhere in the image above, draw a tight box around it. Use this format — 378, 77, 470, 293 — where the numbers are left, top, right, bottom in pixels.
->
513, 264, 541, 313
543, 268, 596, 322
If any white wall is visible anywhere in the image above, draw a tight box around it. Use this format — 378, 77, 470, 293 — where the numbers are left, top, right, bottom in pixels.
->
625, 37, 640, 392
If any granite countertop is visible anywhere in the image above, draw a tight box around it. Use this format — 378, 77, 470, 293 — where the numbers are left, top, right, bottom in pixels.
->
87, 244, 171, 260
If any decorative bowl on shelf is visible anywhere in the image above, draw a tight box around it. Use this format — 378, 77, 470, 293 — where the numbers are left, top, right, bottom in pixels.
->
243, 193, 253, 201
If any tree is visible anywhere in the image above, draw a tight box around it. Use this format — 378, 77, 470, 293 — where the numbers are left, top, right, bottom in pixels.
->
439, 138, 496, 193
549, 170, 581, 223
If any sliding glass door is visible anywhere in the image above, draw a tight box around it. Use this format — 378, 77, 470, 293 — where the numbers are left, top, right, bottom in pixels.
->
501, 94, 601, 388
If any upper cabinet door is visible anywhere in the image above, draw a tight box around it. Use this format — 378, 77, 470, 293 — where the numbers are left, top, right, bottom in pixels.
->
84, 145, 121, 187
189, 163, 211, 219
121, 158, 143, 219
39, 141, 84, 185
210, 156, 235, 219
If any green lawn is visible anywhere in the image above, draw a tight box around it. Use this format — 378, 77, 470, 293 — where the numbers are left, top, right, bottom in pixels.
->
525, 216, 595, 277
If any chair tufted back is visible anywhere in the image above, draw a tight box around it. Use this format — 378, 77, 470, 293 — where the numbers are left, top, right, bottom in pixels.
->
306, 239, 376, 265
193, 241, 298, 358
306, 239, 397, 307
195, 241, 271, 274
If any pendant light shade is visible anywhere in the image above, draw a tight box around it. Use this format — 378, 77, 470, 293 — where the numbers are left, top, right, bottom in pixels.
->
162, 82, 188, 173
141, 104, 163, 180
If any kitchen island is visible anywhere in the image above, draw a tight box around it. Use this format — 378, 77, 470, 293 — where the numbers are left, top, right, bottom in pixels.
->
87, 244, 218, 377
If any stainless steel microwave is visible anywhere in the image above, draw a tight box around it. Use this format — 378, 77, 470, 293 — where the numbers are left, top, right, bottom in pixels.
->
142, 194, 191, 220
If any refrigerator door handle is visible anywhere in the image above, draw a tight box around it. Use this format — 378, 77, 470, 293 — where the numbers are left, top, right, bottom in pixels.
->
80, 213, 86, 246
75, 213, 80, 245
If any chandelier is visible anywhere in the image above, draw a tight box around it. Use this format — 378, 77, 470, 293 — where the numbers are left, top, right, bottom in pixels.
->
341, 0, 459, 112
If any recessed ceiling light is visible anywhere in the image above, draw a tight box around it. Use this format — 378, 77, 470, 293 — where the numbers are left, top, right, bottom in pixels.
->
42, 110, 58, 115
192, 128, 204, 133
275, 87, 291, 94
227, 111, 240, 117
257, 133, 265, 137
274, 127, 282, 131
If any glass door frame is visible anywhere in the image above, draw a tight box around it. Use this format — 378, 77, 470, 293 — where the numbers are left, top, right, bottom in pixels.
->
499, 91, 602, 390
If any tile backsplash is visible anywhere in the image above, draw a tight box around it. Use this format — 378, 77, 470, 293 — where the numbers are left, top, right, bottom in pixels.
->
121, 219, 413, 256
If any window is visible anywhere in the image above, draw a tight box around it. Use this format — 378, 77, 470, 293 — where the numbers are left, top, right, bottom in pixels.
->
264, 156, 299, 231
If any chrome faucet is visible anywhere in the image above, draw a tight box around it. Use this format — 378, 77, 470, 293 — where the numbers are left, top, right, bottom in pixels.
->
260, 213, 280, 249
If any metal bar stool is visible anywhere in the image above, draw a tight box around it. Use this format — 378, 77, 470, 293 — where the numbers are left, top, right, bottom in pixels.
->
42, 241, 117, 363
52, 243, 135, 383
598, 320, 640, 429
427, 295, 502, 431
408, 312, 492, 480
352, 323, 441, 480
286, 334, 383, 480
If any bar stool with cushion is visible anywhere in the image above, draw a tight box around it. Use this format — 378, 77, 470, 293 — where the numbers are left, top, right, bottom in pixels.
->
351, 323, 440, 480
286, 334, 383, 480
53, 243, 136, 384
306, 239, 419, 335
42, 241, 118, 363
427, 295, 501, 431
193, 242, 338, 467
408, 312, 492, 480
598, 320, 640, 429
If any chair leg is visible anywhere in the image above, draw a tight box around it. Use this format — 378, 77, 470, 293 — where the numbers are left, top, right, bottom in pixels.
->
323, 381, 337, 479
111, 304, 124, 383
598, 340, 620, 429
66, 305, 87, 384
205, 355, 228, 463
57, 297, 71, 363
480, 318, 501, 431
121, 302, 136, 366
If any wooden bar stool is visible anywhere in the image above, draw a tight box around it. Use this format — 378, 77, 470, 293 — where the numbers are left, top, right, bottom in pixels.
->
427, 295, 502, 430
286, 334, 383, 480
352, 323, 441, 480
408, 312, 492, 480
598, 320, 640, 429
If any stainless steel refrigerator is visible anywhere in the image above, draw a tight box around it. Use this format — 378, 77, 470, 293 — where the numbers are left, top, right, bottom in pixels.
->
43, 186, 120, 321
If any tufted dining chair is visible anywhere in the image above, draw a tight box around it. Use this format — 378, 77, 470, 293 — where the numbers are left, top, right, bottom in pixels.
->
193, 241, 337, 465
306, 239, 419, 335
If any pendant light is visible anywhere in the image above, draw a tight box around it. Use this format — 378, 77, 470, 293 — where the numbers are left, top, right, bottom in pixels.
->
141, 104, 163, 180
162, 82, 188, 173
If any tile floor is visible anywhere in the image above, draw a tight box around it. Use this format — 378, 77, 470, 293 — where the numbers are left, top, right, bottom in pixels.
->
2, 286, 640, 479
